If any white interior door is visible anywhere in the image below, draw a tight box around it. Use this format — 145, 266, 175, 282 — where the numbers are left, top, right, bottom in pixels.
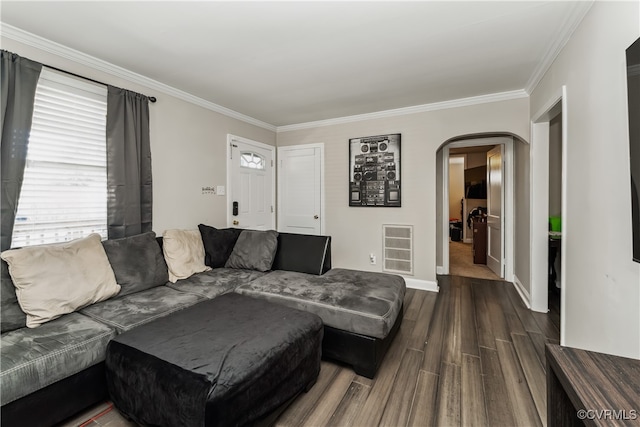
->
487, 145, 504, 277
278, 145, 323, 235
228, 136, 274, 230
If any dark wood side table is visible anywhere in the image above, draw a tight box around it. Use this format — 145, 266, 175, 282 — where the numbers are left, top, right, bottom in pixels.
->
546, 344, 640, 426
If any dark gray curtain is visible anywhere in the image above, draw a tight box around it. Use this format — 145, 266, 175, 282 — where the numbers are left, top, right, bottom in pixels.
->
1, 50, 42, 251
106, 86, 152, 239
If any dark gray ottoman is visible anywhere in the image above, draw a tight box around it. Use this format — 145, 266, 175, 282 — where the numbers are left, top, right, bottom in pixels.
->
105, 293, 323, 427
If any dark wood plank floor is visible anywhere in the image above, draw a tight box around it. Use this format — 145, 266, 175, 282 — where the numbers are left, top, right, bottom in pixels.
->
62, 276, 560, 427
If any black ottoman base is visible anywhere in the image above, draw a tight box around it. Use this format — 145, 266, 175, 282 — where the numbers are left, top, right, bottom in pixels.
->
105, 293, 323, 427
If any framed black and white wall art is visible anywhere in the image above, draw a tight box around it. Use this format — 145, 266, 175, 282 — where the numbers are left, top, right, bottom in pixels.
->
349, 133, 401, 207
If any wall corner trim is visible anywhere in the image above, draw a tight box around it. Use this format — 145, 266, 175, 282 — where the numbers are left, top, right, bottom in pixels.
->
524, 0, 594, 94
513, 275, 532, 309
404, 277, 439, 293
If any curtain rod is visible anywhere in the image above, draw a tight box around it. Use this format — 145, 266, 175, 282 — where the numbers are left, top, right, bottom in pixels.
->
43, 64, 157, 103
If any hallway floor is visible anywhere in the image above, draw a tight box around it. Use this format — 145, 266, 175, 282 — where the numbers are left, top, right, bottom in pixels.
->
449, 240, 500, 280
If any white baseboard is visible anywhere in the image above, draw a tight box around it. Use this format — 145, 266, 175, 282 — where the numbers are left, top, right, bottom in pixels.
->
512, 275, 531, 308
404, 277, 439, 293
436, 265, 445, 275
463, 238, 473, 244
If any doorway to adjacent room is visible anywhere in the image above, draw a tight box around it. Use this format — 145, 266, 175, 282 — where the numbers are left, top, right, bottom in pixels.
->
438, 135, 514, 282
447, 144, 502, 281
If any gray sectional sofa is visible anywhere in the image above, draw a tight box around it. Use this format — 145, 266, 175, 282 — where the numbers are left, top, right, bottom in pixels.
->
0, 228, 405, 427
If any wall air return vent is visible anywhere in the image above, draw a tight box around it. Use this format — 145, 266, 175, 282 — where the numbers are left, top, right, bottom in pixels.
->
383, 224, 413, 275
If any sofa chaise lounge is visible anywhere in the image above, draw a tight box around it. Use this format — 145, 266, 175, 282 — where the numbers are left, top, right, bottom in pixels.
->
0, 228, 405, 426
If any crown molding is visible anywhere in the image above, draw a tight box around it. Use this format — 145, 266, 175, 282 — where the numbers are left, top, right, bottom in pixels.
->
524, 0, 594, 94
0, 23, 277, 132
276, 89, 529, 133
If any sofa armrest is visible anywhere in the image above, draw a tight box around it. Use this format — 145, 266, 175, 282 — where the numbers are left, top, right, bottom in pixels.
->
272, 233, 331, 275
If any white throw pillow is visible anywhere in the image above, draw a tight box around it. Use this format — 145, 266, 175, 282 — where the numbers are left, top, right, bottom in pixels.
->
0, 233, 121, 328
162, 229, 211, 283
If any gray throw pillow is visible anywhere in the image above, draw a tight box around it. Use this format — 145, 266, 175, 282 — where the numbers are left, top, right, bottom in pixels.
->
225, 230, 279, 272
102, 232, 169, 296
1, 259, 26, 333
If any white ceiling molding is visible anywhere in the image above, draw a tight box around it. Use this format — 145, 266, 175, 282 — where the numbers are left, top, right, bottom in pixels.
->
2, 0, 590, 136
524, 0, 594, 94
0, 23, 277, 132
2, 21, 529, 135
276, 90, 529, 133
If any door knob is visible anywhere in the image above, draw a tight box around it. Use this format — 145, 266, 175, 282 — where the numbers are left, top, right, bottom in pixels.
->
314, 215, 319, 220
233, 220, 239, 226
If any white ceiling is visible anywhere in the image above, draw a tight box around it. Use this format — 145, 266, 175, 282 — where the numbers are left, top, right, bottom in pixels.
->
1, 1, 592, 128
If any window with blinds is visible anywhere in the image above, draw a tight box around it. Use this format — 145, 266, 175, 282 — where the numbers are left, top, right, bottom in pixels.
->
11, 68, 108, 248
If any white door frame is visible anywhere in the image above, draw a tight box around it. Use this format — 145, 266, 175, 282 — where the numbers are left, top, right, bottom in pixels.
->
440, 136, 515, 281
276, 143, 325, 235
530, 86, 567, 333
441, 146, 450, 274
226, 134, 276, 230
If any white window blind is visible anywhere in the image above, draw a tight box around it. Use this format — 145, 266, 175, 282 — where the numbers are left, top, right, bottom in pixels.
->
11, 68, 108, 248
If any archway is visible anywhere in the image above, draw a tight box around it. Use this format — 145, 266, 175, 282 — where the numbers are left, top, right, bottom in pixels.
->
436, 132, 529, 303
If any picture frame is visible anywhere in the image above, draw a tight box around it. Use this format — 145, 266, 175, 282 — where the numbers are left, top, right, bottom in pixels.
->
349, 133, 401, 207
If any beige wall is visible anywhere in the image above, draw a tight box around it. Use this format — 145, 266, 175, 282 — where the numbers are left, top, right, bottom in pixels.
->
466, 152, 487, 169
530, 1, 640, 358
1, 38, 276, 235
277, 98, 529, 284
514, 139, 531, 294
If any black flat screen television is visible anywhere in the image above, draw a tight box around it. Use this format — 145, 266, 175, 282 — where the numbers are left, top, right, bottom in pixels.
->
464, 165, 487, 199
627, 37, 640, 263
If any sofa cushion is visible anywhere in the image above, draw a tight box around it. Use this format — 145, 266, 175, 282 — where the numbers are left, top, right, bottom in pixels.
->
225, 230, 279, 272
162, 229, 211, 283
80, 286, 205, 333
167, 268, 266, 299
0, 234, 121, 328
102, 231, 168, 297
1, 259, 25, 333
198, 224, 242, 268
0, 312, 117, 405
234, 268, 406, 339
272, 233, 332, 275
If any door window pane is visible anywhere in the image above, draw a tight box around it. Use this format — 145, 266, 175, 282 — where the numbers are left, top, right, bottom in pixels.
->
240, 152, 266, 170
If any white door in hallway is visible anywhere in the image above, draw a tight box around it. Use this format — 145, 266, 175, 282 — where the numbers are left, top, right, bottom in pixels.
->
228, 136, 275, 230
486, 145, 504, 278
278, 144, 323, 235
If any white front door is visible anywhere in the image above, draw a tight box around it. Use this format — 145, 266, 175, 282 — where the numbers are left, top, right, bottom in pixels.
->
486, 145, 504, 278
228, 135, 275, 230
278, 144, 323, 235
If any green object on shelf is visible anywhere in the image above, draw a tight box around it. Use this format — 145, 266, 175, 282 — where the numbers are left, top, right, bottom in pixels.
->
549, 216, 562, 232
